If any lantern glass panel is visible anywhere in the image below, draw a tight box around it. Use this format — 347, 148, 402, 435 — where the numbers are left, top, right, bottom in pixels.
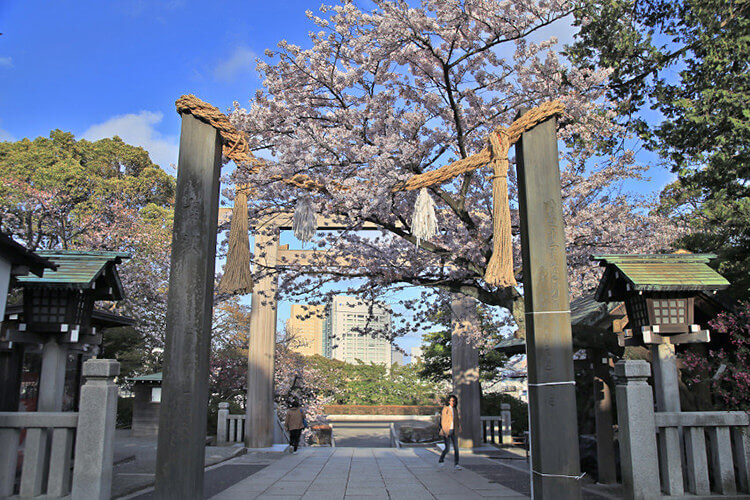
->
653, 298, 687, 325
30, 289, 67, 324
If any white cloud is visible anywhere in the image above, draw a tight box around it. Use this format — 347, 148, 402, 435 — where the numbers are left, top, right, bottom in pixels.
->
214, 46, 256, 83
0, 129, 15, 142
82, 111, 179, 170
0, 57, 13, 68
0, 119, 16, 142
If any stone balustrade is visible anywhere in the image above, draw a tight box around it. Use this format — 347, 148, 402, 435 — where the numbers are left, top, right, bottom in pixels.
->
217, 402, 245, 444
616, 360, 750, 498
218, 403, 512, 450
217, 402, 289, 446
0, 359, 119, 499
481, 403, 512, 446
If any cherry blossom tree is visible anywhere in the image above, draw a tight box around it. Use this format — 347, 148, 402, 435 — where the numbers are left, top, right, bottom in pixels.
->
230, 0, 679, 333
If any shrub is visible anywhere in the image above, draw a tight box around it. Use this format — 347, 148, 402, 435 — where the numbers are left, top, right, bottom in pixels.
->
480, 393, 528, 435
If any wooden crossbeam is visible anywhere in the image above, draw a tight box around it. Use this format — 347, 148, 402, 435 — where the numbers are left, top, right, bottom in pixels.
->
276, 248, 351, 267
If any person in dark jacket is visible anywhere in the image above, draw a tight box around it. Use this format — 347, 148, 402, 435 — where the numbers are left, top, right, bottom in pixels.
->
285, 400, 306, 454
438, 394, 462, 469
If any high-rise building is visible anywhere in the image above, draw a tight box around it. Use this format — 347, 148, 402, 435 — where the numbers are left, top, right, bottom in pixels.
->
410, 346, 423, 364
391, 347, 405, 366
286, 304, 325, 356
323, 295, 393, 365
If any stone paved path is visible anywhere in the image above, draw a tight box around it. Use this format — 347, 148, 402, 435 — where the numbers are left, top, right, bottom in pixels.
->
209, 447, 529, 499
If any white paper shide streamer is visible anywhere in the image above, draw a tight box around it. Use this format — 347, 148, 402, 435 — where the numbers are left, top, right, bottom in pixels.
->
411, 188, 438, 247
293, 196, 316, 242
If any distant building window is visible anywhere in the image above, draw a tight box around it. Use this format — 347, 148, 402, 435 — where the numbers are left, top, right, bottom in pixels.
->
151, 387, 161, 403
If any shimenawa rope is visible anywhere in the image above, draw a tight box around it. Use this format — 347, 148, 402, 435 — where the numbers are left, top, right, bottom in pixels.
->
175, 94, 563, 294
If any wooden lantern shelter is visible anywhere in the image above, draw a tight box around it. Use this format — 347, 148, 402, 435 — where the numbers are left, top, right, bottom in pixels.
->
0, 232, 56, 320
0, 250, 132, 413
592, 253, 730, 347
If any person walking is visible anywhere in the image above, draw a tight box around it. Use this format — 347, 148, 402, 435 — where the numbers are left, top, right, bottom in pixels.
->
285, 400, 306, 454
438, 394, 462, 469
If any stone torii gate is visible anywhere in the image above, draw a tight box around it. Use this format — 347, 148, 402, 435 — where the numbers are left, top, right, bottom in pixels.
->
216, 209, 484, 450
155, 99, 581, 500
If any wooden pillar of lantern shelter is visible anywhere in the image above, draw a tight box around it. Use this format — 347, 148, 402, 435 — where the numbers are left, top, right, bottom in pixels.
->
0, 250, 130, 413
0, 233, 56, 412
592, 253, 730, 495
569, 295, 627, 485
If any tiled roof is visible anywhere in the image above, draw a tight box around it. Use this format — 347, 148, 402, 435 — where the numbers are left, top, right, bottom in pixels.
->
16, 250, 129, 290
128, 372, 163, 382
592, 254, 730, 292
0, 232, 56, 276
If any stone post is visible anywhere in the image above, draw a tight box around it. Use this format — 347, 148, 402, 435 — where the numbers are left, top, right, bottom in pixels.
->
245, 225, 280, 448
217, 402, 229, 445
154, 113, 223, 499
516, 113, 581, 498
71, 359, 119, 500
501, 403, 512, 445
450, 294, 482, 449
38, 339, 68, 411
614, 360, 660, 500
650, 342, 684, 495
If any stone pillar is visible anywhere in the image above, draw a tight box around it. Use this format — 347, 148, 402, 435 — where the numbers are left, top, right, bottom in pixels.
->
71, 359, 119, 500
245, 225, 279, 448
501, 403, 512, 445
650, 343, 680, 412
38, 339, 68, 411
516, 113, 581, 498
593, 352, 617, 484
450, 294, 482, 449
217, 402, 229, 444
614, 360, 660, 500
650, 342, 684, 495
154, 113, 222, 499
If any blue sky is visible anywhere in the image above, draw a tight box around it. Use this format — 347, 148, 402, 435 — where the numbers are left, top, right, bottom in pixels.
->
1, 0, 440, 353
0, 1, 672, 356
0, 1, 324, 166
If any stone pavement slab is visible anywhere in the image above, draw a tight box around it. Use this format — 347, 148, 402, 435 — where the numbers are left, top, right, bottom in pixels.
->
112, 429, 277, 499
208, 447, 529, 499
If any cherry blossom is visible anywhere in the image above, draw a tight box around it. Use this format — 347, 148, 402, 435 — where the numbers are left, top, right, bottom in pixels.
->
228, 0, 681, 336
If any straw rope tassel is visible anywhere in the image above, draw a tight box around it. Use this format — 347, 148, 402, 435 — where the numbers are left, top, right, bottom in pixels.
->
217, 187, 253, 295
484, 131, 517, 288
411, 188, 438, 247
293, 196, 317, 243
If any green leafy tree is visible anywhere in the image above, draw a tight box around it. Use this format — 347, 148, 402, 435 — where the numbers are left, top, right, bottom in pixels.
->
0, 130, 176, 376
304, 355, 443, 406
568, 0, 750, 299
